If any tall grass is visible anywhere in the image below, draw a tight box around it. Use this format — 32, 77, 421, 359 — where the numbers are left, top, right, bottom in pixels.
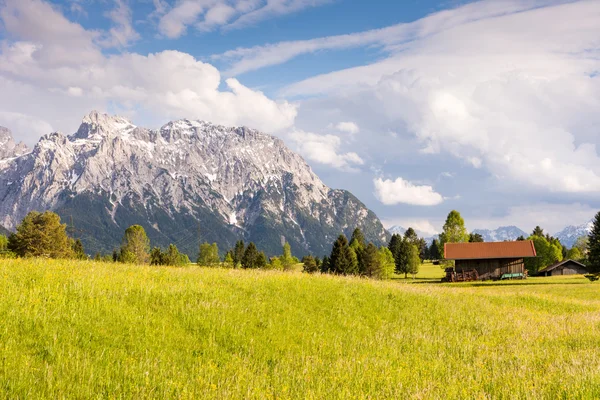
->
1, 259, 599, 398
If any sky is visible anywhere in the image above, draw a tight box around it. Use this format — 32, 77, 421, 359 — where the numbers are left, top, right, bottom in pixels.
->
0, 0, 599, 236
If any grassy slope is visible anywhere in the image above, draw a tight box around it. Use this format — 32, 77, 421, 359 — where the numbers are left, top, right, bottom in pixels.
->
1, 259, 600, 399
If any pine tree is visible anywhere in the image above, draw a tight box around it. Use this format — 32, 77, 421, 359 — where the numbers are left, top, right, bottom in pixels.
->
320, 255, 330, 273
256, 251, 267, 269
330, 234, 352, 275
233, 240, 245, 267
350, 228, 365, 248
404, 227, 418, 244
72, 238, 86, 260
532, 226, 544, 237
302, 255, 319, 273
588, 211, 600, 273
119, 225, 150, 264
361, 243, 382, 278
8, 211, 74, 259
242, 242, 259, 269
469, 233, 484, 243
347, 247, 359, 275
388, 234, 402, 260
429, 239, 440, 260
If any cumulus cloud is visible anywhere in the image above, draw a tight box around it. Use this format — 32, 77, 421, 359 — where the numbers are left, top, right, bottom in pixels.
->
288, 130, 364, 171
0, 111, 54, 145
333, 121, 359, 135
374, 177, 444, 206
279, 0, 600, 195
0, 0, 297, 142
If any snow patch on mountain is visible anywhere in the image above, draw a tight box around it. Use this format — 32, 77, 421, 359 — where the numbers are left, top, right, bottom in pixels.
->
554, 220, 593, 248
472, 226, 527, 242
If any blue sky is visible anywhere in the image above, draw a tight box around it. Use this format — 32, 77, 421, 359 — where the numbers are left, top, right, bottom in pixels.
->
1, 0, 599, 235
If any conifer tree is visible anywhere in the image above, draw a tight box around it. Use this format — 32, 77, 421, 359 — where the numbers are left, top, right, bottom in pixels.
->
320, 255, 330, 273
242, 242, 259, 269
330, 234, 354, 275
256, 251, 267, 269
302, 255, 319, 273
429, 239, 441, 260
404, 227, 418, 244
233, 240, 245, 267
588, 211, 600, 273
72, 238, 86, 260
361, 242, 382, 278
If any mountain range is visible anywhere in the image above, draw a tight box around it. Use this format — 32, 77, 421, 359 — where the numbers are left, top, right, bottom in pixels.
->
0, 111, 388, 257
387, 224, 591, 249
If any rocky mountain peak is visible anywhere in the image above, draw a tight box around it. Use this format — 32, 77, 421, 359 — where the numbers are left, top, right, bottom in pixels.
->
0, 111, 388, 257
0, 126, 29, 160
72, 110, 136, 140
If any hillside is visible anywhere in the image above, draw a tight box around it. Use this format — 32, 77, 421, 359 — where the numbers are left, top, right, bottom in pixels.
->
1, 259, 599, 398
0, 112, 388, 257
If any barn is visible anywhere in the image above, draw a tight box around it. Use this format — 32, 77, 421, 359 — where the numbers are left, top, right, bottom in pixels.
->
538, 259, 588, 276
444, 241, 537, 280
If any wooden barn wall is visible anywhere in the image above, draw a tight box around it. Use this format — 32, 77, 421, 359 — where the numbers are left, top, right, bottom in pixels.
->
455, 258, 524, 279
550, 265, 588, 276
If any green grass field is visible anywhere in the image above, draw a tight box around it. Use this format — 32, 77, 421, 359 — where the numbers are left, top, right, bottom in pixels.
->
1, 259, 600, 399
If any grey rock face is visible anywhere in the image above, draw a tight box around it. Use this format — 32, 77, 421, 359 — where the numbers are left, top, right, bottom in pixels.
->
0, 127, 29, 160
0, 111, 388, 256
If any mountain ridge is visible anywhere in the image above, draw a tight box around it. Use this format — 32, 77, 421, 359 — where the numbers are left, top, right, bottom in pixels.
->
0, 111, 388, 257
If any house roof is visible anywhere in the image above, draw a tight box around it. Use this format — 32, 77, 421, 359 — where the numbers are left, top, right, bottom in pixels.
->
444, 240, 537, 260
538, 259, 588, 273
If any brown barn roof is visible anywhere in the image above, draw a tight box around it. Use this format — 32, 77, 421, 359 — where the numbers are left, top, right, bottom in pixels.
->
444, 241, 537, 260
538, 259, 588, 273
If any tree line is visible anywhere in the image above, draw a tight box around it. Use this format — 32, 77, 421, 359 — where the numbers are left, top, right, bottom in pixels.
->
3, 209, 600, 279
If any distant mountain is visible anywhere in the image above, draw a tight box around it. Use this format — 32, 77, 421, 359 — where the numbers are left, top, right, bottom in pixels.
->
0, 127, 28, 159
554, 221, 593, 248
388, 225, 405, 235
472, 226, 527, 242
0, 111, 388, 258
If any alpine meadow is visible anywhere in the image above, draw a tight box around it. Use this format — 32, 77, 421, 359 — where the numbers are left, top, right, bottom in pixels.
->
2, 259, 600, 399
2, 0, 600, 398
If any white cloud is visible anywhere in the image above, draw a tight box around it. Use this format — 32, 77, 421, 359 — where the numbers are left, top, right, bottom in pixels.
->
157, 0, 330, 38
213, 0, 562, 76
374, 177, 444, 206
288, 130, 364, 171
468, 203, 598, 235
98, 0, 140, 48
333, 121, 359, 135
158, 0, 205, 38
0, 0, 297, 142
0, 111, 54, 145
280, 0, 600, 195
